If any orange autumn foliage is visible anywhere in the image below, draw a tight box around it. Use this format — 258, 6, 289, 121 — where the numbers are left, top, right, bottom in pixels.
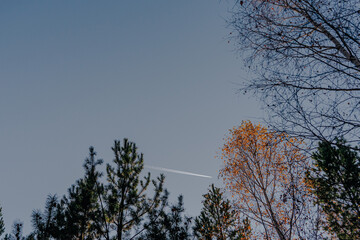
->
220, 121, 311, 240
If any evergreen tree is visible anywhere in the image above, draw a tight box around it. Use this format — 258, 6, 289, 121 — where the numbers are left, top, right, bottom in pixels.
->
137, 190, 169, 240
30, 147, 106, 240
307, 139, 360, 239
3, 221, 34, 240
141, 195, 192, 240
104, 139, 166, 239
0, 205, 4, 237
25, 138, 173, 239
161, 195, 192, 240
57, 147, 105, 240
12, 221, 24, 240
31, 195, 58, 239
194, 184, 251, 240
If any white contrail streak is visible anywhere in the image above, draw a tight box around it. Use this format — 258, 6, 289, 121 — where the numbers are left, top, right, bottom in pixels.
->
145, 165, 212, 178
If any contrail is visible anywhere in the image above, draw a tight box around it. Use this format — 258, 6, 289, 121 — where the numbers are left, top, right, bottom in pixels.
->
145, 165, 212, 178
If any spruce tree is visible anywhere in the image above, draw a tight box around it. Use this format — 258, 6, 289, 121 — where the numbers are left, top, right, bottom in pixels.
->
194, 184, 251, 240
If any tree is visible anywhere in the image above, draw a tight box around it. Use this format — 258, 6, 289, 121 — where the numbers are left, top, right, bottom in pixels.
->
219, 121, 324, 239
159, 195, 192, 240
3, 221, 34, 240
228, 0, 360, 144
137, 190, 169, 240
56, 147, 105, 240
193, 184, 251, 240
30, 147, 106, 240
0, 205, 4, 237
31, 195, 58, 239
141, 195, 192, 240
25, 139, 176, 240
103, 139, 167, 239
307, 139, 360, 239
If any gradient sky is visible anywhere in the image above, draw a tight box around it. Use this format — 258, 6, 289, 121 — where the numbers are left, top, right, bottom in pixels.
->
0, 1, 262, 234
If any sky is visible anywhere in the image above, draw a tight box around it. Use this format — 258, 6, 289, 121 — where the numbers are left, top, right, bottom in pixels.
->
0, 0, 262, 234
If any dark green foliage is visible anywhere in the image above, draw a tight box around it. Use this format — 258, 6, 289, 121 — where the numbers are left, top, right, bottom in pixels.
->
31, 195, 58, 239
11, 221, 24, 240
104, 139, 166, 239
3, 221, 33, 240
194, 184, 251, 240
161, 195, 192, 240
8, 138, 190, 240
307, 139, 360, 239
141, 195, 192, 240
58, 147, 105, 240
137, 190, 169, 240
0, 205, 4, 237
29, 147, 106, 240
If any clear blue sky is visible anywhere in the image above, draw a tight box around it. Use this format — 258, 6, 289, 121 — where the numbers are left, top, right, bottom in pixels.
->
0, 0, 262, 234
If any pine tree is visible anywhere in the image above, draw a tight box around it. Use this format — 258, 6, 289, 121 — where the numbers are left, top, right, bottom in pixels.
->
104, 139, 166, 239
162, 195, 192, 240
0, 205, 4, 237
307, 139, 360, 239
4, 221, 28, 240
25, 139, 171, 239
138, 190, 169, 240
58, 147, 105, 240
141, 195, 192, 240
31, 195, 58, 239
194, 184, 251, 240
30, 147, 106, 240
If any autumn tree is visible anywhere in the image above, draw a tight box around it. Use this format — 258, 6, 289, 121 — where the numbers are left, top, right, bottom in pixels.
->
307, 139, 360, 239
228, 0, 360, 144
193, 184, 251, 240
220, 121, 324, 239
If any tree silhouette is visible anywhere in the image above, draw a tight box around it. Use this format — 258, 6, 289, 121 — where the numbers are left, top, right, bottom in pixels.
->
31, 195, 58, 239
7, 139, 191, 239
30, 147, 106, 240
229, 0, 360, 144
194, 184, 251, 240
0, 205, 4, 237
54, 147, 105, 240
103, 139, 167, 239
3, 221, 33, 240
307, 139, 360, 239
141, 195, 192, 240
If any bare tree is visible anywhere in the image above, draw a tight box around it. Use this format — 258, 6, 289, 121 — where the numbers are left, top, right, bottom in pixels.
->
229, 0, 360, 144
